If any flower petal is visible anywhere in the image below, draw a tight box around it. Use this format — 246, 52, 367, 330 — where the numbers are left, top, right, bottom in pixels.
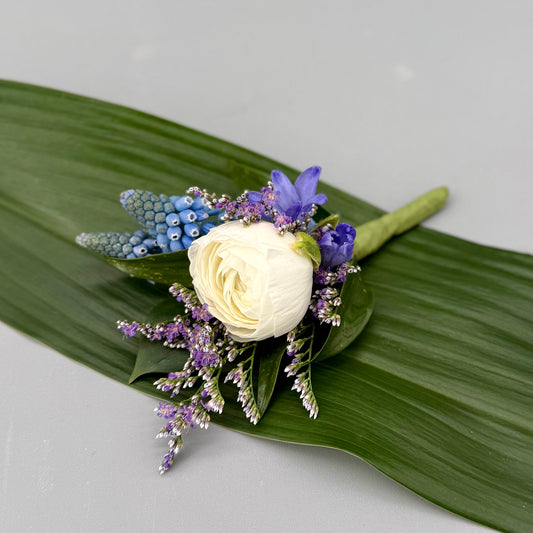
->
294, 166, 321, 203
318, 233, 336, 266
271, 169, 299, 211
305, 193, 328, 207
283, 202, 303, 221
334, 242, 353, 266
336, 223, 356, 241
247, 190, 263, 203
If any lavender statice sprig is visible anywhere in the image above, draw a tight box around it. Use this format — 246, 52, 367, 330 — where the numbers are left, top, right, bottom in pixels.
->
187, 186, 265, 226
187, 179, 321, 235
118, 282, 265, 472
285, 322, 320, 419
310, 263, 361, 326
309, 287, 342, 327
313, 263, 360, 286
155, 393, 210, 474
224, 344, 261, 424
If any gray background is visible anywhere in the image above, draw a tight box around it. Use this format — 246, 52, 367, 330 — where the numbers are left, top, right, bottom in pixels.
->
1, 1, 532, 532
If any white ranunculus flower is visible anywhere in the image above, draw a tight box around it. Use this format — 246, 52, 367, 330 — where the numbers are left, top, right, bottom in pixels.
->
188, 220, 314, 342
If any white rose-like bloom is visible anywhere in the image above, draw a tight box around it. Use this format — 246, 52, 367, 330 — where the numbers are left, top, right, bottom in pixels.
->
188, 220, 314, 342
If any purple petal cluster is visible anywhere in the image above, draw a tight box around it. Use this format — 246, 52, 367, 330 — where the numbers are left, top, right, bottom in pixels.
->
249, 166, 327, 222
314, 262, 359, 286
155, 402, 179, 420
191, 303, 212, 321
118, 321, 138, 337
192, 349, 219, 369
318, 223, 356, 268
188, 166, 327, 234
309, 287, 342, 326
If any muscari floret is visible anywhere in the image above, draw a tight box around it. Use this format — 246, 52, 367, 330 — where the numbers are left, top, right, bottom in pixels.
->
76, 190, 221, 258
75, 230, 153, 258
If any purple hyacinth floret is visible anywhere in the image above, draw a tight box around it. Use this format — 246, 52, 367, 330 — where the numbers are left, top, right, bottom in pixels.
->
318, 223, 356, 268
249, 166, 327, 221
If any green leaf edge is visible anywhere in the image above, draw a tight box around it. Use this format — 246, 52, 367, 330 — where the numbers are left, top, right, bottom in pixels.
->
105, 250, 193, 286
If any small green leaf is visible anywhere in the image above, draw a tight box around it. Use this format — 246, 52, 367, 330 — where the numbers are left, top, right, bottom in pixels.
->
313, 213, 340, 230
255, 338, 287, 417
293, 232, 321, 269
129, 338, 188, 384
128, 299, 188, 383
105, 250, 193, 286
313, 270, 374, 363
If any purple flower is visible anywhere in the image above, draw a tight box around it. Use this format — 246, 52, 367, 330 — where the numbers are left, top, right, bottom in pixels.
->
249, 166, 327, 220
156, 402, 179, 419
319, 223, 356, 268
273, 212, 293, 229
180, 404, 196, 426
119, 321, 138, 337
164, 322, 182, 342
191, 304, 212, 322
260, 187, 279, 207
148, 328, 164, 341
192, 349, 219, 369
161, 450, 175, 471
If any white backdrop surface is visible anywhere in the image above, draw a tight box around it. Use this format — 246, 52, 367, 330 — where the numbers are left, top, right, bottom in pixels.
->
1, 2, 532, 532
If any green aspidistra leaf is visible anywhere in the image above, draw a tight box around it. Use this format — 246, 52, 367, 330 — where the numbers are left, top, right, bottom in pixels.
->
1, 81, 532, 533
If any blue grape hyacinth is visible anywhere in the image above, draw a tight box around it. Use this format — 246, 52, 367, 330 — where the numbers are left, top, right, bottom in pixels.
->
76, 190, 221, 258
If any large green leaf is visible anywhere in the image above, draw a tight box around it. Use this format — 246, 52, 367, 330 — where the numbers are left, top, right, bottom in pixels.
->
1, 81, 532, 533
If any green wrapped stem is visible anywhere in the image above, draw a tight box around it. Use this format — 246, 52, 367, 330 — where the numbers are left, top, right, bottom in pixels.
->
353, 186, 449, 260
